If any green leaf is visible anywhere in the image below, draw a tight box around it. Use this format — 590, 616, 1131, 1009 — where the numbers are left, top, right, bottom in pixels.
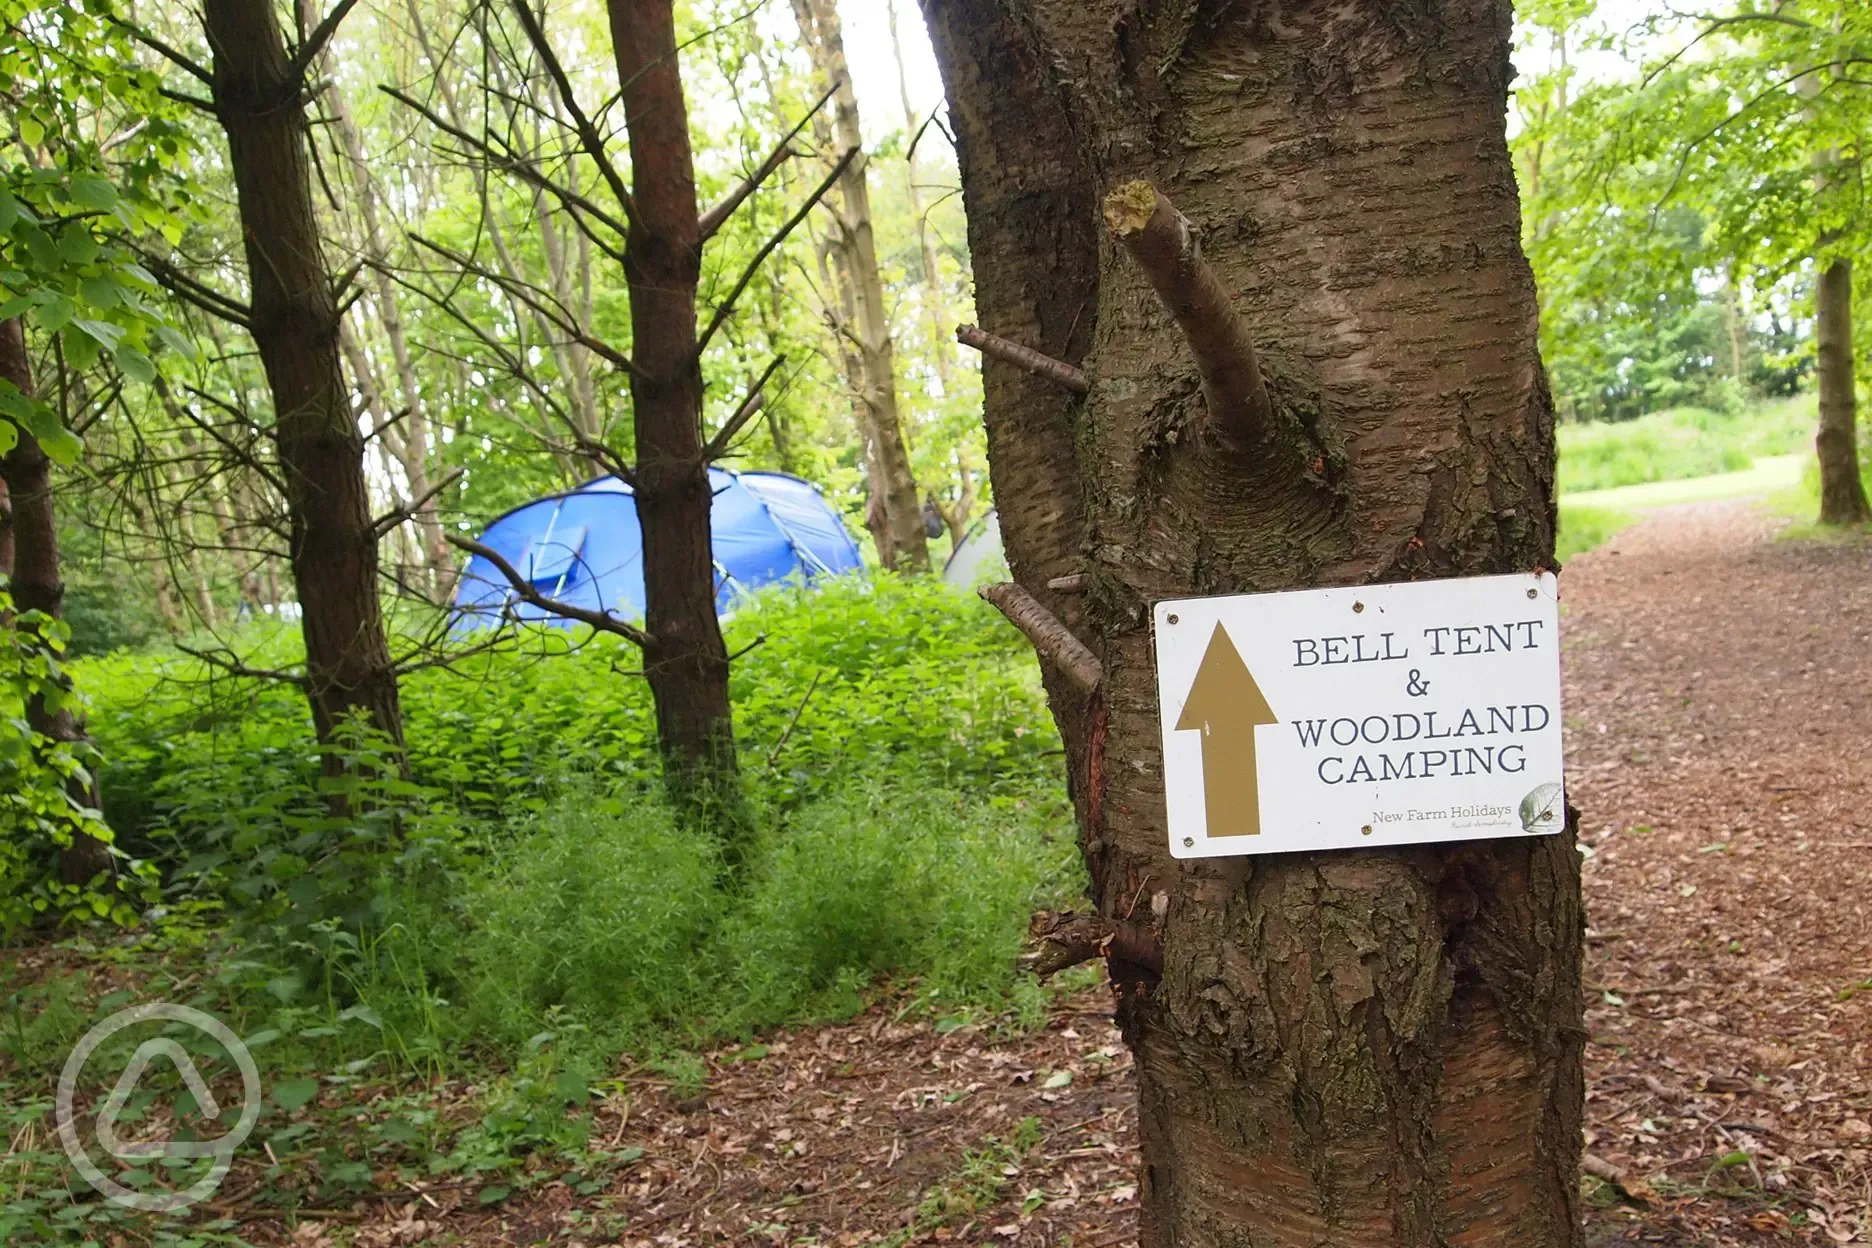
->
477, 1185, 510, 1206
36, 426, 83, 467
18, 115, 43, 147
69, 177, 117, 213
271, 1078, 320, 1112
154, 324, 196, 358
36, 295, 74, 334
113, 345, 156, 384
71, 318, 124, 349
79, 276, 119, 309
56, 226, 100, 266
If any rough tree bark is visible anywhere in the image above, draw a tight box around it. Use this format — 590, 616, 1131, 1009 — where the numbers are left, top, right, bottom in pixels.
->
792, 0, 930, 572
202, 0, 406, 764
0, 318, 112, 883
606, 0, 741, 801
922, 2, 1584, 1244
1814, 257, 1870, 525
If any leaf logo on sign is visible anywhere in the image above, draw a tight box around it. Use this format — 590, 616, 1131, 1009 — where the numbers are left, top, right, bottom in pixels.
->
1175, 623, 1278, 837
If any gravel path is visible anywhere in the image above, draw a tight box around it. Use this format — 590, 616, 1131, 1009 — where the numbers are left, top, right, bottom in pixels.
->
1566, 502, 1872, 1245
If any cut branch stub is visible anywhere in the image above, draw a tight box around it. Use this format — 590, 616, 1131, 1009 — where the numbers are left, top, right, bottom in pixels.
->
1026, 909, 1163, 978
956, 324, 1089, 395
978, 581, 1101, 693
1103, 180, 1270, 454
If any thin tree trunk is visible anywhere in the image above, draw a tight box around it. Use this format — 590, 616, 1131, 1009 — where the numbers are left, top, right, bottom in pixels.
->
0, 318, 112, 883
202, 0, 406, 766
607, 0, 741, 807
326, 83, 459, 595
886, 0, 957, 390
0, 476, 12, 578
1815, 257, 1870, 525
792, 0, 929, 572
922, 2, 1583, 1244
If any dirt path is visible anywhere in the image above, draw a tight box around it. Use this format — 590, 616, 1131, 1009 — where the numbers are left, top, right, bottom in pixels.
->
305, 503, 1872, 1248
1565, 503, 1872, 1245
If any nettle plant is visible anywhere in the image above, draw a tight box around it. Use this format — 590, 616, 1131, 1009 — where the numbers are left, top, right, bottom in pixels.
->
0, 593, 152, 931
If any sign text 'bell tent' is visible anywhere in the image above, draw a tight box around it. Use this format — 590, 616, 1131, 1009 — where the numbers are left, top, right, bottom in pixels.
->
1154, 573, 1565, 858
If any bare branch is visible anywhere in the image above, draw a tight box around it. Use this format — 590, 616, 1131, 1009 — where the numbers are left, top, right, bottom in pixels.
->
107, 17, 214, 86
448, 533, 656, 650
701, 354, 786, 461
177, 644, 310, 689
406, 234, 644, 379
1025, 910, 1163, 978
507, 0, 638, 229
956, 324, 1088, 395
378, 85, 632, 259
371, 466, 463, 540
140, 253, 254, 329
698, 80, 839, 242
978, 581, 1101, 693
765, 668, 824, 769
1104, 181, 1269, 454
573, 436, 636, 485
696, 145, 859, 358
291, 0, 362, 83
158, 87, 218, 115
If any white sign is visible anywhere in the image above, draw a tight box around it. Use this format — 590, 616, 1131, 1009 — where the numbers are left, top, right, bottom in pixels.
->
1154, 572, 1564, 858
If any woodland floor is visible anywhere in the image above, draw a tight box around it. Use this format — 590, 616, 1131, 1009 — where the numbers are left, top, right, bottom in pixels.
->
248, 502, 1872, 1247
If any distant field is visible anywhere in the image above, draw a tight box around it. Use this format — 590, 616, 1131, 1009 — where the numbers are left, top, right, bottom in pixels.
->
1556, 395, 1815, 494
1554, 395, 1821, 559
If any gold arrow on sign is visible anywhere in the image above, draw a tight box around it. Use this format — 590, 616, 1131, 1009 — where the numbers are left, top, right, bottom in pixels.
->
1175, 622, 1278, 838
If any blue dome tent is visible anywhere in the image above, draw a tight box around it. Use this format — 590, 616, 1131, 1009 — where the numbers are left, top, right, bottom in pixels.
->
453, 468, 863, 627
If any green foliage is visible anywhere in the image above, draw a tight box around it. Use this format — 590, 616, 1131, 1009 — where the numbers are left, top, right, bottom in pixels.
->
1511, 4, 1868, 426
1556, 503, 1636, 561
1556, 396, 1815, 495
0, 1, 196, 458
432, 777, 1075, 1055
66, 575, 1075, 1059
0, 593, 151, 934
84, 575, 1056, 844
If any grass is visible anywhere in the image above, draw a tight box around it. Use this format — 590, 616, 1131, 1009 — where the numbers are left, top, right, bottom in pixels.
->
1557, 503, 1639, 561
1556, 395, 1815, 495
1765, 454, 1872, 542
1554, 394, 1824, 559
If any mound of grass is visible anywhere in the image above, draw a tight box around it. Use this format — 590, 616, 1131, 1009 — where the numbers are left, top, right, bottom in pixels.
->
1557, 395, 1815, 495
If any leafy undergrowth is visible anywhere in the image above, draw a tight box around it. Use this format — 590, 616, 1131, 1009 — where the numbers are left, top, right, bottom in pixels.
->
1, 575, 1088, 1242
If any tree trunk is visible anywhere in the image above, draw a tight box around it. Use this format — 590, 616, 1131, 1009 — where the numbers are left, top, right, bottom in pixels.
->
202, 0, 406, 765
606, 0, 741, 806
326, 83, 459, 597
921, 3, 1584, 1244
0, 475, 12, 578
887, 0, 959, 391
1814, 257, 1870, 525
792, 0, 930, 572
0, 318, 112, 884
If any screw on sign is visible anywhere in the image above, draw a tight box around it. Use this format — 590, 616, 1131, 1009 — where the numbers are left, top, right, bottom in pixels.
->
1155, 572, 1567, 858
